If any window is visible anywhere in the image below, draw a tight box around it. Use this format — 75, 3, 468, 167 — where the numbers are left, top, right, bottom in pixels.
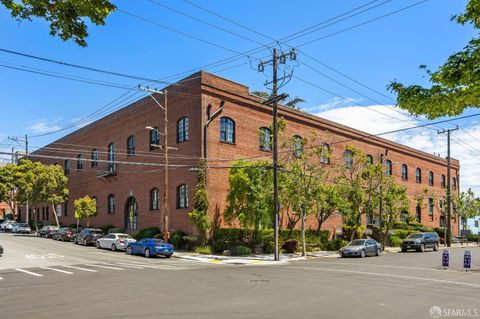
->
41, 207, 45, 220
150, 127, 160, 150
177, 117, 189, 143
319, 144, 330, 164
64, 201, 68, 217
428, 171, 434, 186
220, 117, 235, 143
177, 184, 188, 209
415, 167, 422, 183
107, 194, 115, 214
386, 160, 392, 176
440, 215, 446, 227
344, 149, 353, 168
293, 135, 303, 158
77, 155, 84, 171
401, 164, 408, 180
400, 211, 408, 223
428, 197, 434, 216
441, 174, 446, 188
259, 127, 271, 151
365, 154, 373, 166
46, 206, 49, 220
127, 135, 135, 156
91, 149, 98, 168
150, 188, 160, 210
452, 177, 457, 191
415, 206, 421, 223
64, 159, 70, 175
475, 220, 479, 228
108, 143, 115, 172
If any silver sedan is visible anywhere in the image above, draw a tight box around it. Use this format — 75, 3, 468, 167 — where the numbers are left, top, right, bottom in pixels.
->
96, 233, 136, 251
339, 239, 382, 258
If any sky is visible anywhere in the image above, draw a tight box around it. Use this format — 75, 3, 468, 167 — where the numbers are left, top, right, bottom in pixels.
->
0, 0, 478, 192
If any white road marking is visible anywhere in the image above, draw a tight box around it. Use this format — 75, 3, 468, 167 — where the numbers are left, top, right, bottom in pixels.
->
63, 265, 97, 272
14, 268, 43, 277
287, 266, 480, 288
0, 277, 3, 280
40, 267, 73, 275
110, 262, 144, 269
311, 261, 467, 273
87, 264, 123, 270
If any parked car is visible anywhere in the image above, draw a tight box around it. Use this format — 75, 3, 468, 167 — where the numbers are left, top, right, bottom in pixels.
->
37, 226, 59, 238
126, 238, 174, 258
11, 223, 31, 234
2, 220, 17, 232
401, 232, 439, 252
52, 227, 75, 241
339, 239, 382, 258
96, 233, 136, 251
74, 228, 105, 246
0, 244, 3, 255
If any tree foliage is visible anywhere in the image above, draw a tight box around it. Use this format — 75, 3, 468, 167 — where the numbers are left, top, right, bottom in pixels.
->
452, 188, 480, 234
188, 160, 211, 244
251, 90, 306, 109
74, 195, 97, 227
1, 0, 116, 46
379, 179, 410, 246
389, 0, 480, 118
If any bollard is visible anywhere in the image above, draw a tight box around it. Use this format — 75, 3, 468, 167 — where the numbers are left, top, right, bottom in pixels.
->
464, 250, 472, 271
442, 250, 449, 269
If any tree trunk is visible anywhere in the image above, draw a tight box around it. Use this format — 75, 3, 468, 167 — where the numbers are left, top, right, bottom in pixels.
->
51, 203, 60, 228
349, 229, 356, 242
382, 224, 389, 248
76, 218, 80, 231
316, 216, 323, 236
301, 206, 306, 257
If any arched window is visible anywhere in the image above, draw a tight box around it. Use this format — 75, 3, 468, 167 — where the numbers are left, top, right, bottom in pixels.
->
401, 164, 408, 180
127, 135, 135, 156
108, 143, 116, 172
441, 174, 446, 188
150, 127, 160, 150
91, 148, 98, 168
220, 117, 235, 143
415, 205, 421, 223
320, 143, 330, 164
386, 160, 392, 176
77, 154, 84, 171
150, 187, 160, 211
259, 127, 271, 151
428, 171, 434, 186
416, 167, 422, 183
344, 149, 353, 168
177, 117, 189, 143
452, 177, 457, 191
177, 184, 188, 209
64, 159, 70, 175
293, 135, 303, 158
107, 194, 115, 214
366, 154, 373, 166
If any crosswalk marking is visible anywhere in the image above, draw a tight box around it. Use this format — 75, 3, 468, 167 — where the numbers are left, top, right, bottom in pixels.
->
87, 264, 123, 270
63, 265, 97, 272
14, 268, 43, 277
40, 267, 73, 274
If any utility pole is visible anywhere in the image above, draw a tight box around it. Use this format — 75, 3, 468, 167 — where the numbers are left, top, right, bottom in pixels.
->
258, 48, 295, 261
438, 126, 459, 247
140, 86, 176, 241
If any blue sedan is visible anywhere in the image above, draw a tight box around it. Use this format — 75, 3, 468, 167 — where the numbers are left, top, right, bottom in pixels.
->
126, 238, 174, 258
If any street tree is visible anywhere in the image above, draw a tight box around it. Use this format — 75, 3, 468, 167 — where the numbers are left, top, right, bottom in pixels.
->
74, 195, 97, 227
379, 179, 410, 247
336, 146, 386, 241
0, 164, 19, 215
452, 188, 480, 236
314, 183, 347, 236
1, 0, 116, 46
224, 160, 273, 240
188, 160, 211, 245
389, 0, 480, 118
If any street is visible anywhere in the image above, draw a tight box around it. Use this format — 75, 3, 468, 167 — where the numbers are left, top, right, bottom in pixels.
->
1, 233, 479, 319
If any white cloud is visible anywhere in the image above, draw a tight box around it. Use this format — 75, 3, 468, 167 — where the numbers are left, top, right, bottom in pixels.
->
314, 104, 480, 195
305, 97, 362, 113
27, 120, 61, 134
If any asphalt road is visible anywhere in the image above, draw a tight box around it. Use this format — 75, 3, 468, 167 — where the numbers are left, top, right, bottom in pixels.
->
1, 232, 479, 319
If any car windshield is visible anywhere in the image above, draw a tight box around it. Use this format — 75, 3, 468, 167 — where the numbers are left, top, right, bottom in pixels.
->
153, 239, 165, 245
91, 230, 104, 234
118, 235, 133, 239
18, 223, 28, 227
349, 240, 366, 246
407, 233, 424, 239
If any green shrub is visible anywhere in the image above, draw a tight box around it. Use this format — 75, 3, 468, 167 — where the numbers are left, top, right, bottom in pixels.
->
213, 228, 247, 245
324, 238, 349, 251
467, 233, 479, 242
132, 227, 161, 240
389, 235, 402, 247
394, 229, 410, 239
282, 239, 298, 253
183, 235, 199, 251
170, 230, 186, 249
108, 227, 124, 234
233, 245, 252, 256
195, 245, 213, 255
212, 241, 228, 253
393, 222, 409, 230
153, 233, 164, 239
98, 225, 115, 234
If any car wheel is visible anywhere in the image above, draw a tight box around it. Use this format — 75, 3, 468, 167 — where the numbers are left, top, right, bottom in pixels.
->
419, 244, 426, 252
433, 243, 439, 251
376, 248, 382, 256
83, 239, 88, 246
96, 241, 101, 249
164, 254, 172, 258
144, 248, 151, 258
126, 246, 133, 255
111, 244, 117, 252
360, 250, 366, 258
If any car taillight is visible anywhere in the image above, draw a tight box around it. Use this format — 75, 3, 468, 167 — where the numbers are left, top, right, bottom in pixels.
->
119, 240, 125, 244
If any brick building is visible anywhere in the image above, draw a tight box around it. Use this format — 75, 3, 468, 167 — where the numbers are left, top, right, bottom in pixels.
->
25, 72, 460, 236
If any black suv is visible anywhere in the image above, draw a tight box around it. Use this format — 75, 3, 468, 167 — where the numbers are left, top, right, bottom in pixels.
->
401, 232, 440, 252
74, 228, 105, 246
